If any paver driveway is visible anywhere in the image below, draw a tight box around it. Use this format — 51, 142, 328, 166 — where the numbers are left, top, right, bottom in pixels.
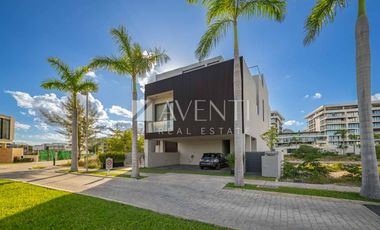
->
0, 164, 379, 230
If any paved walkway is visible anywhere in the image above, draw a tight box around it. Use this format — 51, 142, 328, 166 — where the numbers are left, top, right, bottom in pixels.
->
0, 164, 379, 230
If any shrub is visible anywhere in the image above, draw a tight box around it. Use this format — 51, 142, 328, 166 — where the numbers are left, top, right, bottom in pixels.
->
97, 152, 126, 164
341, 164, 361, 180
376, 145, 380, 159
225, 153, 234, 169
78, 157, 101, 169
282, 162, 298, 178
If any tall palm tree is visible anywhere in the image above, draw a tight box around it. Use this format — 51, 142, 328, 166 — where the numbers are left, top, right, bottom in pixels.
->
304, 0, 380, 199
335, 129, 348, 155
187, 0, 286, 186
41, 58, 98, 172
90, 26, 169, 178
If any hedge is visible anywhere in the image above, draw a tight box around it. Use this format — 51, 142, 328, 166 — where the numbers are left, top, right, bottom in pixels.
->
97, 152, 126, 164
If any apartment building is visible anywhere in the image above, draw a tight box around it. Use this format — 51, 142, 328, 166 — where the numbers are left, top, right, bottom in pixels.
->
144, 56, 270, 167
271, 111, 284, 132
305, 101, 380, 147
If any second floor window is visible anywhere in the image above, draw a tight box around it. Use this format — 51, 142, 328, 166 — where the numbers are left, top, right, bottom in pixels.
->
155, 102, 174, 122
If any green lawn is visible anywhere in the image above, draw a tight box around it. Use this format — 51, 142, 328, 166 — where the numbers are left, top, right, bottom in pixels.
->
0, 179, 223, 229
140, 168, 276, 181
225, 182, 380, 203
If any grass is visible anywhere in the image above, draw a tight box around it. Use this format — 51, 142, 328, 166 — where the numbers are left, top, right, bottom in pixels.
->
139, 168, 276, 181
60, 169, 146, 179
0, 179, 222, 229
31, 166, 46, 170
225, 182, 380, 203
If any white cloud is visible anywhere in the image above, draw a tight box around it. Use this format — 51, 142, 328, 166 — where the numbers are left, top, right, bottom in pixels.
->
304, 94, 310, 99
85, 71, 97, 78
312, 92, 322, 99
300, 110, 305, 114
108, 105, 132, 118
284, 120, 304, 126
15, 122, 31, 130
372, 93, 380, 101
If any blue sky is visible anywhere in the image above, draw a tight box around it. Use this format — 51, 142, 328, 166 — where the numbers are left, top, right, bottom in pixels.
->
1, 0, 380, 144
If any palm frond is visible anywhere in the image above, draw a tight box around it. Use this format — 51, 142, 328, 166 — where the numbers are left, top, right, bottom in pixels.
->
77, 80, 98, 93
90, 56, 130, 75
47, 57, 72, 80
72, 66, 90, 84
207, 0, 235, 24
41, 79, 69, 92
304, 0, 348, 46
238, 0, 286, 22
196, 18, 232, 61
111, 26, 132, 57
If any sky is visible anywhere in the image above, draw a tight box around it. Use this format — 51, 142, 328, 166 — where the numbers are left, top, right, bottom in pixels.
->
1, 0, 380, 145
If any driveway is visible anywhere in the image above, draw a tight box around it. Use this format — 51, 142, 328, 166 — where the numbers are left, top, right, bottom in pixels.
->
0, 164, 379, 230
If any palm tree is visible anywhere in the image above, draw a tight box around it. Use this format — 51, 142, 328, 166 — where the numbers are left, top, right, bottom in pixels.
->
304, 0, 380, 199
335, 129, 348, 155
187, 0, 286, 187
90, 26, 169, 178
41, 58, 98, 172
348, 133, 359, 154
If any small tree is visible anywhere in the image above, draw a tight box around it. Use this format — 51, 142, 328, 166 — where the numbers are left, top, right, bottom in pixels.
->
349, 134, 359, 154
335, 129, 348, 155
261, 127, 279, 151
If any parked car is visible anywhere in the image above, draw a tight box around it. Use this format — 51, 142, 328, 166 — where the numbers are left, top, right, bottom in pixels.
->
199, 153, 227, 170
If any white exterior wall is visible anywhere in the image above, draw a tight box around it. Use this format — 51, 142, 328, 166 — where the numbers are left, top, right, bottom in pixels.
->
178, 139, 224, 165
241, 62, 270, 152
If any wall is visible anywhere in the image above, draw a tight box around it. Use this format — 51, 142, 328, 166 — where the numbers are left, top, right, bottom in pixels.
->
178, 139, 224, 165
145, 152, 180, 167
0, 148, 23, 163
241, 61, 270, 152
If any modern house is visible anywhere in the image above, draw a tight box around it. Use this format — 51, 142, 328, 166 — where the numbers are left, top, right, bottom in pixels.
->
271, 111, 284, 132
144, 57, 270, 167
0, 114, 23, 163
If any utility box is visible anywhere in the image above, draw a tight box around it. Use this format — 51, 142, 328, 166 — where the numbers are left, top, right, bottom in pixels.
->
261, 152, 283, 178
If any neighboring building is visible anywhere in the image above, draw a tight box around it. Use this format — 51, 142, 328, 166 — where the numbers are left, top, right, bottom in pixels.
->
276, 131, 327, 155
305, 101, 380, 147
144, 56, 270, 167
32, 143, 71, 152
9, 143, 34, 155
0, 114, 23, 162
271, 111, 284, 132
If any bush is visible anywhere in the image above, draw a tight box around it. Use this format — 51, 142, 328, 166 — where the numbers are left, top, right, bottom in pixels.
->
225, 153, 234, 169
341, 164, 361, 180
376, 145, 380, 159
97, 152, 126, 165
291, 145, 338, 160
78, 157, 101, 169
282, 162, 298, 178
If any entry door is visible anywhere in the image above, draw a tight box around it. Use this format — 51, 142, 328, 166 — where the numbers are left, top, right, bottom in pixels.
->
222, 140, 230, 154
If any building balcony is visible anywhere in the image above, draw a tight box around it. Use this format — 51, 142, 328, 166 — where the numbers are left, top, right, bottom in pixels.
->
146, 120, 174, 133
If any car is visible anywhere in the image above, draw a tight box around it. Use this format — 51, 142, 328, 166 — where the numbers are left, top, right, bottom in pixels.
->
199, 153, 227, 170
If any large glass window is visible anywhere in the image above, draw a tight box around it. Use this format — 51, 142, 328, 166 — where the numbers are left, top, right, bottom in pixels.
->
0, 118, 10, 140
155, 102, 173, 121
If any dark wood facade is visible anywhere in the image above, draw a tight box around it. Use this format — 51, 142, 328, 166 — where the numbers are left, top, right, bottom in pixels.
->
145, 58, 243, 139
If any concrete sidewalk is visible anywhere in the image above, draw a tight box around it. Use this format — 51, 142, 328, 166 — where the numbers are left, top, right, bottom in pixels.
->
0, 165, 379, 230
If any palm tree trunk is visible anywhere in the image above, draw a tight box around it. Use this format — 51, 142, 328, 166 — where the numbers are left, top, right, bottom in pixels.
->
131, 76, 139, 178
71, 93, 79, 172
233, 19, 244, 186
356, 0, 380, 199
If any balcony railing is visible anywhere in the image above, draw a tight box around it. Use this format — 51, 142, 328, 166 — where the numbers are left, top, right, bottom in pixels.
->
146, 120, 174, 133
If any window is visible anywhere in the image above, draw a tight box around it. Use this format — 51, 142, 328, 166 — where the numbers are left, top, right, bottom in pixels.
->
0, 118, 10, 140
155, 102, 173, 121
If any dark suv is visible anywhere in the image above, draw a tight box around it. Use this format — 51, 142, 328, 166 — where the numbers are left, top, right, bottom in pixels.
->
199, 153, 227, 170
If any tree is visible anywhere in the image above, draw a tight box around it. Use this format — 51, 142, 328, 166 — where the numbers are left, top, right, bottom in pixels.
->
187, 0, 286, 187
40, 96, 100, 154
304, 0, 380, 199
348, 133, 359, 154
41, 58, 98, 172
261, 127, 279, 151
90, 26, 169, 178
335, 129, 348, 155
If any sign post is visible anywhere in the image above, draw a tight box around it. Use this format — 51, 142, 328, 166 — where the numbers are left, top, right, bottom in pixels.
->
106, 157, 113, 176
